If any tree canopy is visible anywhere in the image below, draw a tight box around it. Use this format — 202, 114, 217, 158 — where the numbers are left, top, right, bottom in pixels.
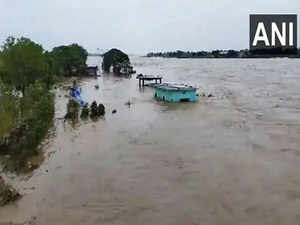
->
50, 44, 88, 76
0, 37, 49, 95
0, 36, 89, 172
102, 48, 130, 73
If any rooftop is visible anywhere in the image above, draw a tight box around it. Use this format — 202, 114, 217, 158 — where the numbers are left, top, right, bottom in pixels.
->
155, 83, 196, 91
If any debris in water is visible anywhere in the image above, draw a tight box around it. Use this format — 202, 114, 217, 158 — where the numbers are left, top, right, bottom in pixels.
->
125, 99, 132, 107
112, 109, 117, 114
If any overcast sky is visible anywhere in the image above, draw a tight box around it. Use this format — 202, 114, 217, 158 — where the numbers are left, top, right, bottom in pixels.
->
0, 0, 299, 54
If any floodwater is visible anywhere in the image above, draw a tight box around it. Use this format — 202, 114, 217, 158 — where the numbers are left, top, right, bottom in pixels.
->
1, 56, 300, 225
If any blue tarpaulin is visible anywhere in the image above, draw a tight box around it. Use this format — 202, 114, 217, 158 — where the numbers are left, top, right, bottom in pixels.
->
70, 87, 86, 106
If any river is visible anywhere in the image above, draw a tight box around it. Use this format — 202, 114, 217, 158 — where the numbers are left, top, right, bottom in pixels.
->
1, 56, 300, 225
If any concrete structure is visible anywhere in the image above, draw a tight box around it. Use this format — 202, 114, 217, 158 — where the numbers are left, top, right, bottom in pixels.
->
86, 66, 98, 76
137, 74, 162, 87
154, 83, 197, 102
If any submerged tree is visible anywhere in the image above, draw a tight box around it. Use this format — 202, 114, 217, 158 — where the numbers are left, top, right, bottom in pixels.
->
102, 48, 130, 73
90, 101, 105, 119
97, 103, 105, 116
65, 99, 80, 121
80, 104, 90, 119
50, 44, 88, 77
90, 101, 98, 118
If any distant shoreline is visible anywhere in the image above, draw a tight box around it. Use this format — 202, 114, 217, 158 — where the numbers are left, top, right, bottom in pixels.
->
146, 49, 300, 59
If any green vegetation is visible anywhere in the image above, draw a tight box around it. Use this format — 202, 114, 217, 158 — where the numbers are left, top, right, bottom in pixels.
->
65, 99, 80, 121
0, 36, 88, 172
90, 101, 105, 119
90, 101, 99, 118
147, 48, 300, 58
65, 100, 105, 123
0, 91, 18, 138
80, 104, 90, 119
147, 50, 245, 58
0, 82, 54, 171
0, 37, 48, 96
102, 48, 130, 73
97, 104, 105, 116
49, 44, 88, 77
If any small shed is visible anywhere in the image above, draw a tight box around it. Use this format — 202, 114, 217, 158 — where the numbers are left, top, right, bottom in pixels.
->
86, 66, 98, 76
154, 83, 197, 102
113, 62, 136, 75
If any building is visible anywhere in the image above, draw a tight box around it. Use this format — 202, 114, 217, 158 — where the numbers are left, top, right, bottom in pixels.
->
154, 83, 197, 102
86, 66, 98, 76
113, 62, 136, 75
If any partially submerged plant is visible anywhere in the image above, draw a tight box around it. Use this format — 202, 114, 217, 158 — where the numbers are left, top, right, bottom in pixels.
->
65, 99, 80, 121
90, 101, 98, 118
125, 99, 132, 107
90, 101, 105, 118
97, 103, 105, 116
80, 104, 89, 119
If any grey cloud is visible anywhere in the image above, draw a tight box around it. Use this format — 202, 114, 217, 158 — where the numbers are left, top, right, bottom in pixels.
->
0, 0, 299, 54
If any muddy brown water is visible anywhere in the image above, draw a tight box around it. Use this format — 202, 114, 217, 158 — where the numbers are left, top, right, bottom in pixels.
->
1, 56, 300, 225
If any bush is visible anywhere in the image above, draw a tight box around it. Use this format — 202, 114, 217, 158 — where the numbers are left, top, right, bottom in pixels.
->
0, 81, 55, 171
0, 94, 19, 139
90, 101, 98, 118
80, 104, 89, 119
90, 101, 106, 118
97, 104, 105, 116
65, 99, 80, 121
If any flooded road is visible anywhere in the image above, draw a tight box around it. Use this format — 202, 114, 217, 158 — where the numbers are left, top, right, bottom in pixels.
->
1, 56, 300, 225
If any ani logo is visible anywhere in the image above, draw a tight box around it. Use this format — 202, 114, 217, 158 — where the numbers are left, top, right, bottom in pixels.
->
250, 14, 297, 54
